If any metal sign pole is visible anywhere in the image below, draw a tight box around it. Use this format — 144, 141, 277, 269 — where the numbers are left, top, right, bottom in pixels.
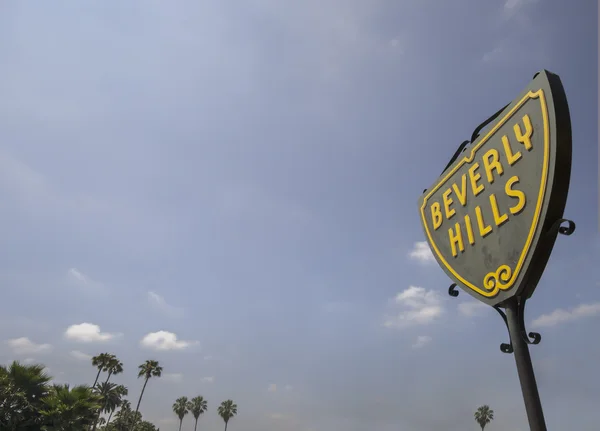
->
504, 299, 547, 431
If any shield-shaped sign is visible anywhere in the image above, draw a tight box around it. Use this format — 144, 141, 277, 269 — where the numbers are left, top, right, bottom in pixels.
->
418, 70, 572, 307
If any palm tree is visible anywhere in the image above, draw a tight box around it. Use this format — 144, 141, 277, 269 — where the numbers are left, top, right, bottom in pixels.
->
103, 356, 124, 384
1, 361, 51, 402
0, 371, 29, 428
112, 399, 142, 430
0, 361, 52, 429
135, 420, 159, 431
91, 382, 128, 431
132, 360, 162, 429
217, 400, 237, 431
474, 405, 494, 431
105, 384, 127, 426
188, 396, 208, 431
39, 384, 101, 430
91, 353, 112, 388
172, 396, 189, 431
109, 397, 131, 426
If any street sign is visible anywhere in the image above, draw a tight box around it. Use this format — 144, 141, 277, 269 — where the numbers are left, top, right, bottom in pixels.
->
418, 70, 572, 307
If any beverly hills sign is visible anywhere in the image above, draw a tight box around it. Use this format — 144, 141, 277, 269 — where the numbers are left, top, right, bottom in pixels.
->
418, 70, 571, 307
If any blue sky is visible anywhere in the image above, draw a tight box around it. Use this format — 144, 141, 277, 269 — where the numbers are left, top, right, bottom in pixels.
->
0, 0, 597, 430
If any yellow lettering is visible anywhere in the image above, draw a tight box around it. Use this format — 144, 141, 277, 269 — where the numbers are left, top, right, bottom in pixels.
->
505, 176, 526, 215
442, 188, 455, 219
482, 149, 504, 184
464, 214, 475, 245
475, 206, 492, 237
448, 222, 464, 257
431, 202, 443, 230
514, 114, 533, 151
452, 174, 467, 206
468, 163, 485, 197
489, 193, 509, 226
502, 135, 522, 165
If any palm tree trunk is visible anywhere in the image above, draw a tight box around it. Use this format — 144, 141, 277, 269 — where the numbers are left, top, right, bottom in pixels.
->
133, 376, 149, 426
106, 409, 114, 425
92, 368, 102, 387
224, 420, 228, 431
178, 418, 183, 431
91, 408, 102, 431
104, 370, 113, 384
194, 418, 198, 431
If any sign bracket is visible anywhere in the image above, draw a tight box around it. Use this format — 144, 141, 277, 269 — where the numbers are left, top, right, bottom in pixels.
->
441, 102, 510, 176
423, 101, 511, 194
493, 297, 541, 355
545, 218, 576, 238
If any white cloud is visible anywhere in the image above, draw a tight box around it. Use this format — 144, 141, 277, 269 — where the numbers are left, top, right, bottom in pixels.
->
203, 355, 216, 361
531, 302, 600, 328
284, 384, 293, 391
504, 0, 523, 11
162, 373, 183, 383
503, 0, 537, 14
383, 286, 443, 329
412, 335, 432, 349
67, 268, 88, 284
66, 268, 104, 291
139, 331, 195, 351
23, 358, 36, 364
202, 376, 215, 383
408, 242, 435, 264
388, 37, 405, 54
500, 0, 538, 29
482, 45, 505, 63
70, 350, 92, 361
147, 291, 184, 317
0, 149, 52, 208
458, 301, 489, 317
268, 383, 277, 392
64, 323, 119, 343
7, 337, 52, 355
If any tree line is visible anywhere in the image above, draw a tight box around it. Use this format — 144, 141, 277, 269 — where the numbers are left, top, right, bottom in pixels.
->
1, 350, 494, 430
0, 352, 237, 431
